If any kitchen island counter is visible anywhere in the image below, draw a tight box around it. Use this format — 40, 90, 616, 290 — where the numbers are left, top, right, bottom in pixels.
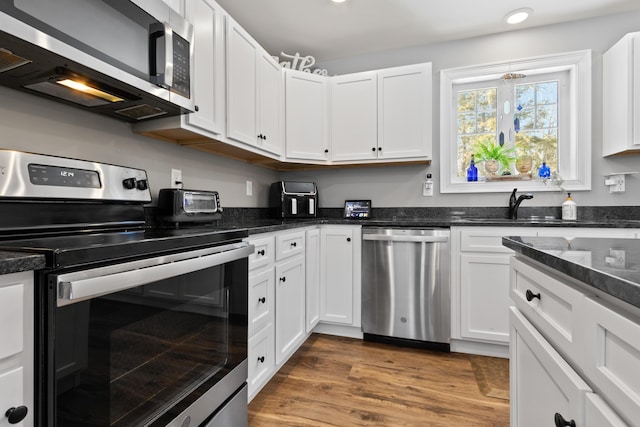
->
503, 235, 640, 310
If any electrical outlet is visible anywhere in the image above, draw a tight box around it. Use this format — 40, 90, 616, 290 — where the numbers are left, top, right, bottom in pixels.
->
246, 180, 253, 196
170, 169, 182, 189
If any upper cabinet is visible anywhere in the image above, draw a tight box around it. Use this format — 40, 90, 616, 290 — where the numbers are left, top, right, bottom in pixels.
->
330, 63, 432, 163
226, 16, 283, 157
285, 69, 330, 161
603, 32, 640, 156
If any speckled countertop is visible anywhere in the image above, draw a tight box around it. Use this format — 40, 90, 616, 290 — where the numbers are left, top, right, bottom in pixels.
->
503, 236, 640, 309
0, 250, 45, 275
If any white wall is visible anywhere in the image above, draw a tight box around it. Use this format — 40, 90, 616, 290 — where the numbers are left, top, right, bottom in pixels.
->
0, 86, 279, 207
284, 10, 640, 208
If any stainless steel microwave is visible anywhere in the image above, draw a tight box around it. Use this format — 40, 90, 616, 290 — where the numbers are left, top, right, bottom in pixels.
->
0, 0, 194, 121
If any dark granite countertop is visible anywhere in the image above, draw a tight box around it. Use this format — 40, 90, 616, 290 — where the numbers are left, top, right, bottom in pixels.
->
503, 236, 640, 309
0, 250, 46, 275
239, 217, 640, 236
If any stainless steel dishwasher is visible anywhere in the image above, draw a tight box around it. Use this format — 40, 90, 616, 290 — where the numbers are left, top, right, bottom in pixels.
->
362, 228, 450, 350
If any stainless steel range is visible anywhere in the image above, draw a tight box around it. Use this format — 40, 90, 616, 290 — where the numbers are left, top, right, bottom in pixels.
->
0, 150, 252, 427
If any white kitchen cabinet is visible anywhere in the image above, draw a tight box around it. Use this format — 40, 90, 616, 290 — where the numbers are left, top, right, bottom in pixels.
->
510, 255, 636, 426
330, 71, 378, 161
603, 32, 640, 156
248, 268, 275, 336
285, 69, 330, 161
247, 319, 275, 401
330, 63, 432, 163
319, 226, 362, 326
452, 227, 536, 350
305, 228, 321, 333
510, 307, 590, 427
274, 256, 306, 365
377, 63, 432, 160
226, 16, 283, 156
163, 0, 184, 16
0, 271, 33, 427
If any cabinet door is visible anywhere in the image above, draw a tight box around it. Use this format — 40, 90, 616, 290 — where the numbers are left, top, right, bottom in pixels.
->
460, 253, 511, 343
320, 228, 354, 324
257, 51, 283, 156
274, 256, 305, 365
330, 71, 378, 161
226, 16, 258, 146
305, 229, 321, 332
377, 62, 432, 159
248, 268, 275, 336
510, 307, 590, 427
185, 0, 226, 136
285, 69, 329, 161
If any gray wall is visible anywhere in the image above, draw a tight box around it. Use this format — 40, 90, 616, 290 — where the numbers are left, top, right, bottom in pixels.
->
0, 86, 279, 207
284, 10, 640, 209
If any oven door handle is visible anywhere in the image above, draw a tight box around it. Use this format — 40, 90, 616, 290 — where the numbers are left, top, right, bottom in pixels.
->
56, 242, 254, 307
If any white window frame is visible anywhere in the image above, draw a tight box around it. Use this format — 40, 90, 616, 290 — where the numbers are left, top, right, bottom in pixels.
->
439, 50, 591, 194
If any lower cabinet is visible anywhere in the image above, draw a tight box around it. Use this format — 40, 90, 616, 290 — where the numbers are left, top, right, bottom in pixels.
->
305, 228, 321, 332
274, 255, 306, 365
0, 271, 34, 427
510, 256, 636, 426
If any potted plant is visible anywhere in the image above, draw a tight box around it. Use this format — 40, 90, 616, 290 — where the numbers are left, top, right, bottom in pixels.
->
472, 137, 516, 176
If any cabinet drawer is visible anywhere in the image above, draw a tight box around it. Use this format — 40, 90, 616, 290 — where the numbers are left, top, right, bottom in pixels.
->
247, 235, 275, 271
460, 227, 536, 253
247, 322, 275, 400
511, 257, 588, 362
584, 393, 628, 427
579, 296, 640, 425
275, 231, 305, 261
248, 268, 275, 336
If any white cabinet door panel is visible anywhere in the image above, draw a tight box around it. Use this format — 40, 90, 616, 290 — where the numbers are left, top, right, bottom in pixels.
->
275, 257, 305, 365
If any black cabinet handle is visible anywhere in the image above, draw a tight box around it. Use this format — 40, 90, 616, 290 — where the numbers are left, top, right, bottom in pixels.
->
378, 147, 382, 151
371, 147, 376, 151
280, 277, 286, 282
258, 356, 265, 363
347, 237, 351, 242
526, 289, 541, 302
324, 149, 329, 153
258, 297, 266, 304
291, 242, 297, 247
257, 249, 265, 256
194, 105, 199, 112
5, 406, 28, 424
554, 413, 576, 427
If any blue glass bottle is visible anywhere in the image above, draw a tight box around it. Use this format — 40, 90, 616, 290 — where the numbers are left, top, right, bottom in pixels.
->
467, 155, 478, 182
538, 161, 551, 179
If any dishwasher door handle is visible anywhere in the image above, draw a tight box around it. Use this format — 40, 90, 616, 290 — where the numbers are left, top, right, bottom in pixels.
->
362, 234, 449, 243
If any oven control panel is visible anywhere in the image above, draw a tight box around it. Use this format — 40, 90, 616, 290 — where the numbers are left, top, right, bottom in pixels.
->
0, 149, 152, 203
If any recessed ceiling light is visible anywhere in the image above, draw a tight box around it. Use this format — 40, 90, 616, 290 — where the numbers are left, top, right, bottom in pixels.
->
505, 8, 533, 25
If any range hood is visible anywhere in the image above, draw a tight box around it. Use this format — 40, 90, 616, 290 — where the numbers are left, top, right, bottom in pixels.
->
0, 1, 194, 122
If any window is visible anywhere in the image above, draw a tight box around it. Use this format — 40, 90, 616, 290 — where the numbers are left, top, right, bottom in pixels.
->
440, 51, 591, 193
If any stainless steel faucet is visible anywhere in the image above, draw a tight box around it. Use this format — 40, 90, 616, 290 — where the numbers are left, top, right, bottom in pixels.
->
509, 188, 533, 219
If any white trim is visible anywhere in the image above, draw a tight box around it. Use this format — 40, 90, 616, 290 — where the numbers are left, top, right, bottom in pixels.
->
440, 50, 592, 194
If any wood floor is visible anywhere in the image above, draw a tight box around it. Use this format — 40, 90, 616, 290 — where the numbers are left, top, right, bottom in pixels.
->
249, 334, 510, 426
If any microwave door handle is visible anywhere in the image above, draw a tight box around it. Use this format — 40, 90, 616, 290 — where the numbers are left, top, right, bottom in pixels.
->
57, 244, 254, 307
149, 22, 173, 88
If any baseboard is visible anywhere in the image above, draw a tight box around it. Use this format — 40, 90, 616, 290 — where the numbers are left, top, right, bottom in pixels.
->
313, 323, 364, 339
451, 339, 509, 358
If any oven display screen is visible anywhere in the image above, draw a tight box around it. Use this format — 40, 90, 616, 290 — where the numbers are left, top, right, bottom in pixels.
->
28, 163, 101, 188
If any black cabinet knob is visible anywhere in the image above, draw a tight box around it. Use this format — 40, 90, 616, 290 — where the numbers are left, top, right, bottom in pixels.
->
194, 105, 199, 112
5, 406, 28, 424
554, 413, 576, 427
257, 249, 265, 256
263, 135, 267, 140
280, 277, 286, 282
258, 297, 266, 304
324, 149, 329, 153
371, 147, 376, 151
291, 242, 297, 247
347, 237, 351, 242
257, 356, 265, 363
526, 289, 541, 302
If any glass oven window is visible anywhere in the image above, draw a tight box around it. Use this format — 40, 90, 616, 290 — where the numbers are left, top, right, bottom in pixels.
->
53, 262, 245, 427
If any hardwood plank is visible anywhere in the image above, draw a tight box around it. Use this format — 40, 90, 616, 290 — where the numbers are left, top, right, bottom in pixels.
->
249, 334, 510, 426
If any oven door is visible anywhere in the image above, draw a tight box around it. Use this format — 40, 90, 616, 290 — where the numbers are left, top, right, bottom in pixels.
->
41, 242, 252, 427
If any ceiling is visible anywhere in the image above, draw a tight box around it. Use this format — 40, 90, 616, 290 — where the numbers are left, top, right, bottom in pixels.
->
215, 0, 640, 63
